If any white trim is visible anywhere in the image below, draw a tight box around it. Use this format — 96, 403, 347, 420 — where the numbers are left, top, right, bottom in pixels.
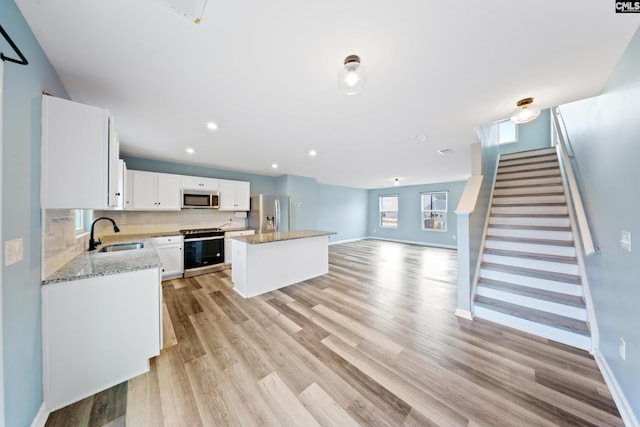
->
29, 404, 48, 427
328, 237, 365, 246
593, 349, 639, 427
454, 308, 473, 320
0, 59, 5, 427
365, 236, 457, 250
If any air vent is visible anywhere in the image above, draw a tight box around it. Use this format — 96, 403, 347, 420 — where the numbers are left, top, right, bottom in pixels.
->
156, 0, 208, 23
437, 148, 452, 156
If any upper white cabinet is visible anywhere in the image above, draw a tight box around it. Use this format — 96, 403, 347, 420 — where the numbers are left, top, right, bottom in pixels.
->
130, 170, 180, 210
41, 95, 120, 209
181, 176, 219, 191
219, 179, 250, 211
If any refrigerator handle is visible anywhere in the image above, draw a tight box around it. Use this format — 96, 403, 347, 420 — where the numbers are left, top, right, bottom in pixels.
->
275, 199, 280, 232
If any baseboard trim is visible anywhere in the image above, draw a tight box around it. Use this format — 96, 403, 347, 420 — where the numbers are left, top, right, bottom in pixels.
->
30, 402, 49, 427
593, 349, 639, 427
454, 308, 473, 320
366, 236, 457, 250
328, 237, 365, 246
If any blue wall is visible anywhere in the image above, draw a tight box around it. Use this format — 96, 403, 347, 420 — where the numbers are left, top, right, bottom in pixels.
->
367, 181, 466, 248
276, 175, 318, 230
317, 184, 368, 243
1, 3, 69, 426
558, 27, 640, 421
499, 109, 551, 155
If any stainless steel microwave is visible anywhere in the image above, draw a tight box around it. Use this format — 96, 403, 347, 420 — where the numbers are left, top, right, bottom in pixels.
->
181, 190, 220, 209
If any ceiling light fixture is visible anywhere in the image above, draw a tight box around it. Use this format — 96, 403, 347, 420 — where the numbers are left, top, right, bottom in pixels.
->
206, 122, 218, 130
272, 163, 278, 169
309, 150, 317, 157
510, 97, 541, 124
338, 55, 366, 95
394, 178, 399, 186
186, 148, 195, 154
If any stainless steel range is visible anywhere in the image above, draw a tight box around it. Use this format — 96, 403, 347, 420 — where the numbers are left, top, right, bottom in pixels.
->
180, 228, 226, 278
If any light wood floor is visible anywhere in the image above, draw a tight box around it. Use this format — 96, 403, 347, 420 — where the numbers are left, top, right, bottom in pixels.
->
46, 239, 622, 427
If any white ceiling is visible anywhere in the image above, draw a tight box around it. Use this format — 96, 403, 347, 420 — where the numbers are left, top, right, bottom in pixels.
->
16, 0, 640, 189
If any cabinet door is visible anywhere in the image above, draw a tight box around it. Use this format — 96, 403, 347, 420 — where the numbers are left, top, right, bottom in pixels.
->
156, 245, 183, 279
107, 118, 120, 207
235, 181, 251, 211
181, 176, 218, 191
218, 179, 237, 211
124, 168, 133, 210
131, 170, 158, 210
41, 96, 110, 209
156, 174, 180, 210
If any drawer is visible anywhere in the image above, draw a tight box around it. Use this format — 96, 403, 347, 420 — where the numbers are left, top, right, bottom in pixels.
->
152, 235, 184, 246
225, 229, 256, 238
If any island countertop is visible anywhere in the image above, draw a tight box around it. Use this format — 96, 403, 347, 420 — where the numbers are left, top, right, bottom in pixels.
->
231, 230, 335, 244
42, 238, 162, 285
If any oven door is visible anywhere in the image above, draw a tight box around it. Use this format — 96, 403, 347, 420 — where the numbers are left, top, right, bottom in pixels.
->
183, 236, 225, 277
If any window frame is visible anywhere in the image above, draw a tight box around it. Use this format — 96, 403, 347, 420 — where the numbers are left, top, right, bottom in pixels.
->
75, 209, 92, 237
498, 119, 518, 145
379, 194, 399, 229
421, 191, 448, 232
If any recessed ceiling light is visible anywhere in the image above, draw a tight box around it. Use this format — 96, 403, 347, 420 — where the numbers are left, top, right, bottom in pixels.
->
272, 163, 278, 169
416, 134, 427, 141
206, 122, 218, 130
186, 148, 195, 154
309, 150, 317, 157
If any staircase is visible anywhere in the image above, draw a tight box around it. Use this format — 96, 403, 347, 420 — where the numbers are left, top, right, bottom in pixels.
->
473, 147, 591, 350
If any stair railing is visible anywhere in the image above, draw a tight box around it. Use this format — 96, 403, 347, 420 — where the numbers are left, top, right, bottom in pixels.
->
551, 107, 597, 256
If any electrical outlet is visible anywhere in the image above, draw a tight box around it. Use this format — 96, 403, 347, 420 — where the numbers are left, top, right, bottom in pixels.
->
620, 231, 632, 252
620, 337, 626, 361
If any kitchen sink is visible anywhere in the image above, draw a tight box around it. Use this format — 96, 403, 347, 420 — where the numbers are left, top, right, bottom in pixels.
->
98, 242, 144, 252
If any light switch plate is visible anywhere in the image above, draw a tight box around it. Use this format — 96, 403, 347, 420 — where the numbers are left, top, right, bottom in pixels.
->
621, 231, 632, 252
5, 237, 24, 266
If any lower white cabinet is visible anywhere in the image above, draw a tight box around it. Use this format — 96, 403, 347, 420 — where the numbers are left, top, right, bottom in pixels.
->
154, 235, 184, 280
224, 229, 255, 265
42, 268, 161, 411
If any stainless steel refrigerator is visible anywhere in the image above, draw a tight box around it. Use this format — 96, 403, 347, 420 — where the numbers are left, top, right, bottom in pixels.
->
248, 195, 292, 233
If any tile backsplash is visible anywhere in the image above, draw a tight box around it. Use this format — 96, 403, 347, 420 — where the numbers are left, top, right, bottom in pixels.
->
43, 209, 89, 279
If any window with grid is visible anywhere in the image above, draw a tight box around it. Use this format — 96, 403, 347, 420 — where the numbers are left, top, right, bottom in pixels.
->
421, 191, 447, 231
379, 195, 398, 228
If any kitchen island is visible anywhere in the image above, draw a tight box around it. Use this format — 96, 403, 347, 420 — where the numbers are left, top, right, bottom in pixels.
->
231, 230, 335, 298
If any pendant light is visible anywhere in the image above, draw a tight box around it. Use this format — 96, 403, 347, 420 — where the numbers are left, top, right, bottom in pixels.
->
510, 97, 541, 124
338, 55, 366, 95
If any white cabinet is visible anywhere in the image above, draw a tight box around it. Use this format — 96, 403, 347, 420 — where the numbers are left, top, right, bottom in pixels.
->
123, 168, 133, 210
219, 179, 250, 211
42, 268, 161, 411
154, 235, 184, 280
41, 95, 120, 209
130, 170, 180, 210
181, 176, 219, 191
115, 159, 127, 210
224, 229, 255, 265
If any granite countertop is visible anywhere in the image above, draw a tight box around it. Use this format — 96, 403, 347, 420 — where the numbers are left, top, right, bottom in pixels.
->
42, 238, 162, 285
231, 230, 335, 244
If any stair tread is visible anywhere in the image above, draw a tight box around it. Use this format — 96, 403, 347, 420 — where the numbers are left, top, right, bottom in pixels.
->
490, 213, 569, 218
485, 235, 575, 247
499, 157, 558, 167
497, 165, 559, 174
493, 192, 565, 198
488, 224, 572, 231
481, 262, 581, 284
492, 202, 567, 207
477, 278, 586, 308
483, 248, 577, 264
496, 173, 562, 181
474, 295, 590, 336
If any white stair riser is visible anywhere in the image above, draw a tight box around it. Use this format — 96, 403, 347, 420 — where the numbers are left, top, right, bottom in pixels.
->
473, 306, 591, 350
479, 269, 582, 295
476, 287, 586, 320
498, 162, 559, 174
489, 216, 570, 228
493, 186, 564, 196
492, 195, 566, 205
499, 154, 558, 168
482, 254, 578, 275
495, 177, 563, 188
491, 206, 568, 215
500, 148, 557, 161
485, 239, 576, 257
487, 228, 573, 241
496, 169, 560, 181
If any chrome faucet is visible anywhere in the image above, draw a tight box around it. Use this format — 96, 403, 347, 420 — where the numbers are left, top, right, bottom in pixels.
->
89, 217, 120, 251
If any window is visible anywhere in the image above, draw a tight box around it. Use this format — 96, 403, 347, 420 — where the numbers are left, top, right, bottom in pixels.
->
75, 210, 92, 236
498, 119, 518, 144
421, 191, 447, 231
379, 195, 398, 228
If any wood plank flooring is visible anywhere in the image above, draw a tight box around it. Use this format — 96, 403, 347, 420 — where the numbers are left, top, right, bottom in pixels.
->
45, 239, 622, 427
